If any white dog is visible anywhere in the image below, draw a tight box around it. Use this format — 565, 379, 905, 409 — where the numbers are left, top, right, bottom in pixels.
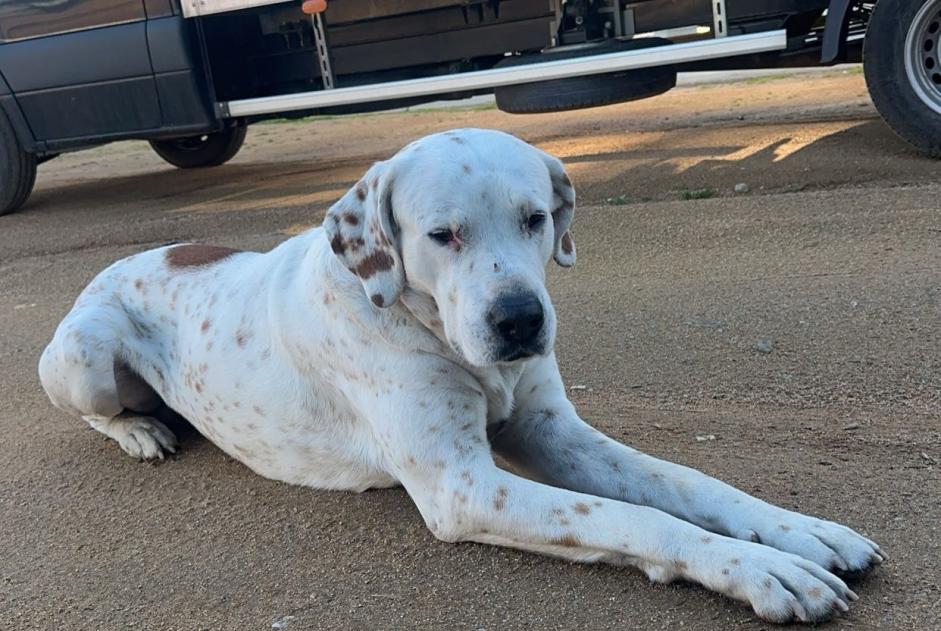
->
39, 128, 882, 623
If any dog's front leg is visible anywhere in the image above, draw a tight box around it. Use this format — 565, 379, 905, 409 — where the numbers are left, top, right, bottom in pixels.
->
370, 380, 855, 624
490, 356, 884, 578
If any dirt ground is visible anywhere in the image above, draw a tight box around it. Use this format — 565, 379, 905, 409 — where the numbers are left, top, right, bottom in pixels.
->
1, 70, 939, 630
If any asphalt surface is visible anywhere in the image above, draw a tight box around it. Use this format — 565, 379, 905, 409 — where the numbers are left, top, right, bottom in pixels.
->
1, 71, 939, 630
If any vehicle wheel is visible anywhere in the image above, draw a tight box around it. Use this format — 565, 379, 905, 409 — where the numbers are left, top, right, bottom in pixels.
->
494, 39, 677, 114
864, 0, 941, 157
149, 124, 247, 169
0, 108, 37, 216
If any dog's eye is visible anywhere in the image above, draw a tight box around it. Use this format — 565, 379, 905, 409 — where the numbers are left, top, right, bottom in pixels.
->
428, 229, 455, 246
527, 213, 547, 230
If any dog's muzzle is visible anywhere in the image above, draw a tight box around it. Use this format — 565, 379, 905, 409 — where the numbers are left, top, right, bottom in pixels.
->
486, 291, 546, 361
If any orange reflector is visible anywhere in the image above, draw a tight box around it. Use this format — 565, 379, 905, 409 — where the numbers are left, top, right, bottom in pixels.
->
301, 0, 327, 14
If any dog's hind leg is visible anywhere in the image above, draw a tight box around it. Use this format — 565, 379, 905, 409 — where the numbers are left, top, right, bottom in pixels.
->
39, 312, 178, 460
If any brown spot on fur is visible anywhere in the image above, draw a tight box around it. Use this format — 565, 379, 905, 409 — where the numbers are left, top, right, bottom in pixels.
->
730, 558, 740, 565
573, 502, 591, 516
201, 319, 211, 333
808, 587, 822, 599
355, 183, 367, 201
236, 332, 248, 347
134, 279, 144, 291
701, 535, 713, 544
253, 405, 265, 417
356, 251, 395, 279
450, 136, 465, 144
342, 213, 359, 226
593, 501, 602, 507
330, 233, 346, 255
722, 568, 730, 575
561, 173, 572, 188
166, 244, 241, 268
348, 237, 365, 253
493, 486, 508, 511
552, 534, 580, 548
778, 524, 791, 532
560, 232, 574, 255
462, 164, 472, 173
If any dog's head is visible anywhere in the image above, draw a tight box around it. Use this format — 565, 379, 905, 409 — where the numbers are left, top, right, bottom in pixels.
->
325, 128, 575, 367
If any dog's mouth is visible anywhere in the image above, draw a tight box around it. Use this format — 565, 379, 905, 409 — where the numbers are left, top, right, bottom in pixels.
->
496, 343, 543, 364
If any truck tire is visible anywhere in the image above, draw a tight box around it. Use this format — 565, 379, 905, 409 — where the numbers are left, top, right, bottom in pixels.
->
149, 124, 247, 169
494, 39, 677, 114
864, 0, 941, 157
0, 108, 37, 216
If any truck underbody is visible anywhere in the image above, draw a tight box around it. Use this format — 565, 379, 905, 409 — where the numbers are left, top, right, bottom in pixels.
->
193, 0, 862, 120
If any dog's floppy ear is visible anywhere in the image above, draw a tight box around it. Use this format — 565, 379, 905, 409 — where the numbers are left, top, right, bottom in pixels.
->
539, 151, 576, 267
324, 161, 405, 308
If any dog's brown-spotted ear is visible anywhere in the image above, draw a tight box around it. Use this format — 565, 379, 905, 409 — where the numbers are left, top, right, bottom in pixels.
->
540, 152, 576, 267
324, 161, 405, 308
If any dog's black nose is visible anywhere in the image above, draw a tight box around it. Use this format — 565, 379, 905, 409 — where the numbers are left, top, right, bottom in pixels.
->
488, 293, 545, 347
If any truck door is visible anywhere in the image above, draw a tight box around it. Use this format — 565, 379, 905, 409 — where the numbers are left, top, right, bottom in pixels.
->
0, 0, 160, 144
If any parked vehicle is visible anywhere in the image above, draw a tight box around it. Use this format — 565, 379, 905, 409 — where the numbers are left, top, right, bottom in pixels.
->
1, 1, 939, 215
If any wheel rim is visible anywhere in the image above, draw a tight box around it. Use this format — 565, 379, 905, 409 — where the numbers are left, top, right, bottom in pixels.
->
904, 0, 941, 115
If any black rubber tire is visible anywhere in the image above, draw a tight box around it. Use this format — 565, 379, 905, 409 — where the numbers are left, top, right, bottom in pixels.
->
864, 0, 941, 157
0, 108, 37, 216
494, 39, 677, 114
149, 124, 248, 169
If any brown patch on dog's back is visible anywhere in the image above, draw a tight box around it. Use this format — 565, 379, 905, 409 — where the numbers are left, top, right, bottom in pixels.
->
166, 244, 241, 269
560, 232, 574, 255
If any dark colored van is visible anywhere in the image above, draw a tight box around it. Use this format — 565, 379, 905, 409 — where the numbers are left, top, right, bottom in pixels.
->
2, 0, 939, 214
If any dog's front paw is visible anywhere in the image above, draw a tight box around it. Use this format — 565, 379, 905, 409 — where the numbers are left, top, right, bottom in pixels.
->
729, 509, 884, 578
706, 542, 858, 624
104, 416, 178, 460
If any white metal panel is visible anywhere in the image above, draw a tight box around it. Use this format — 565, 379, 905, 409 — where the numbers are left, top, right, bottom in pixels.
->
220, 29, 787, 118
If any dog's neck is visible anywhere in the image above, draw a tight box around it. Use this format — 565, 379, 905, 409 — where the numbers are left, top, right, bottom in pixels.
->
398, 287, 447, 345
399, 286, 524, 423
319, 248, 525, 423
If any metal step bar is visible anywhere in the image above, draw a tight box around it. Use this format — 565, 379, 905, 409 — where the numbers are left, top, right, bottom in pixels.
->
219, 29, 786, 118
